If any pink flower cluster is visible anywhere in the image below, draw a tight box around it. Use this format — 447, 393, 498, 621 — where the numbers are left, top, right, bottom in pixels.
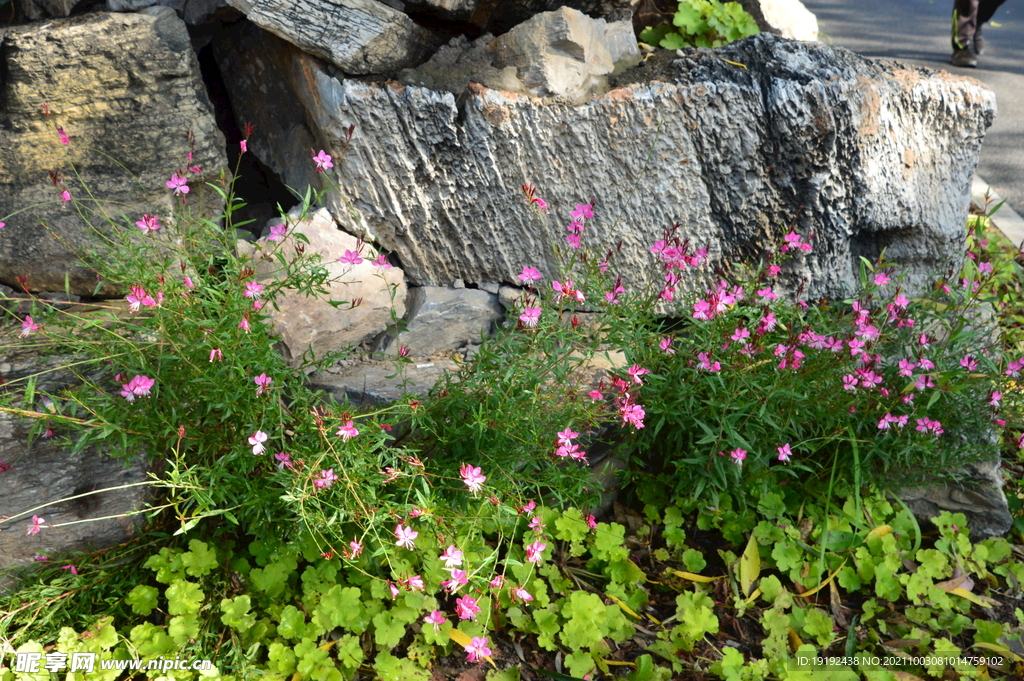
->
126, 285, 162, 312
554, 427, 586, 461
120, 375, 155, 403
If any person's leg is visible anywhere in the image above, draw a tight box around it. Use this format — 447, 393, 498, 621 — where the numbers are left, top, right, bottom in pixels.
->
978, 0, 1008, 25
952, 0, 980, 51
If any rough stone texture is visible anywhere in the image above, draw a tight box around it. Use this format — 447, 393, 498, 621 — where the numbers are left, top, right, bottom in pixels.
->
0, 343, 150, 589
216, 30, 994, 301
106, 0, 230, 24
224, 0, 442, 74
899, 459, 1013, 539
310, 357, 459, 407
0, 8, 227, 296
0, 415, 152, 590
15, 0, 75, 20
378, 286, 503, 355
403, 9, 639, 107
237, 207, 406, 367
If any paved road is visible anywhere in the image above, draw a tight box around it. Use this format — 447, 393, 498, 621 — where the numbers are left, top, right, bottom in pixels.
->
802, 0, 1024, 216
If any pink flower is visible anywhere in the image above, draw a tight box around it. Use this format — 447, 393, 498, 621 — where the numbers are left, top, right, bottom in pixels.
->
460, 463, 486, 493
314, 468, 338, 489
267, 223, 288, 242
424, 611, 447, 631
184, 276, 194, 289
240, 139, 248, 153
394, 523, 418, 549
897, 359, 917, 377
455, 596, 481, 620
571, 202, 594, 220
348, 540, 363, 558
135, 214, 161, 233
777, 443, 792, 462
254, 373, 272, 395
979, 261, 993, 274
756, 287, 778, 300
0, 221, 4, 229
990, 391, 1002, 408
60, 189, 72, 204
0, 461, 10, 473
274, 452, 292, 470
730, 448, 746, 466
731, 327, 750, 343
513, 586, 533, 602
209, 348, 223, 362
528, 516, 545, 531
525, 540, 546, 563
239, 317, 251, 333
552, 279, 585, 303
338, 250, 363, 265
518, 266, 542, 283
874, 272, 891, 287
389, 582, 400, 598
697, 352, 720, 372
489, 574, 506, 588
627, 364, 650, 384
565, 233, 581, 249
520, 500, 537, 514
372, 253, 391, 269
312, 149, 333, 172
556, 428, 579, 445
465, 636, 491, 662
26, 515, 45, 536
337, 420, 359, 441
440, 545, 464, 568
244, 281, 264, 298
248, 430, 268, 455
960, 354, 978, 371
120, 375, 155, 403
405, 575, 425, 591
20, 316, 40, 337
442, 568, 469, 593
758, 311, 777, 333
588, 389, 603, 401
847, 339, 866, 356
166, 173, 189, 195
519, 306, 541, 327
915, 418, 943, 435
659, 337, 675, 354
586, 514, 597, 529
620, 402, 646, 430
842, 374, 858, 390
57, 127, 70, 145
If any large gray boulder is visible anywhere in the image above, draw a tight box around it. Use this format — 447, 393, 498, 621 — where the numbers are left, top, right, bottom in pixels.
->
0, 8, 227, 296
215, 28, 994, 302
224, 0, 443, 74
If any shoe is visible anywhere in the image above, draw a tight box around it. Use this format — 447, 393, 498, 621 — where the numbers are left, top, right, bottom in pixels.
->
951, 46, 978, 67
974, 27, 985, 55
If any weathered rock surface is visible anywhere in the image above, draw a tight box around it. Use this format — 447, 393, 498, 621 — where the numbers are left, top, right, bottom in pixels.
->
106, 0, 231, 25
0, 343, 151, 589
224, 0, 442, 74
217, 29, 994, 301
237, 207, 406, 367
0, 8, 227, 296
378, 286, 504, 355
0, 414, 152, 590
403, 0, 478, 22
311, 357, 460, 407
899, 459, 1013, 540
403, 7, 639, 102
15, 0, 74, 20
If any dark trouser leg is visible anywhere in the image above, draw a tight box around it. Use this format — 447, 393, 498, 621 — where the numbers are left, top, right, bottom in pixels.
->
978, 0, 1008, 25
953, 0, 979, 50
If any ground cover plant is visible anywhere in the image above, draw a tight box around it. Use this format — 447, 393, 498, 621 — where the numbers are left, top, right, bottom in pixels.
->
0, 118, 1023, 680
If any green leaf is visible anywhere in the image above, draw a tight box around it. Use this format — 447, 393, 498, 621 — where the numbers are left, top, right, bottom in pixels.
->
181, 539, 218, 577
126, 584, 159, 616
220, 595, 256, 632
165, 579, 204, 616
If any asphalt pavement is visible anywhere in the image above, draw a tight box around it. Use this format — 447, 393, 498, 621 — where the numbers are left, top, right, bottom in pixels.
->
801, 0, 1024, 225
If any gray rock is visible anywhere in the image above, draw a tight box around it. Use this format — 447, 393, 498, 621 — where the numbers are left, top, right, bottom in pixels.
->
106, 0, 230, 24
475, 0, 636, 34
215, 31, 993, 302
898, 458, 1012, 539
402, 7, 640, 102
237, 207, 407, 368
477, 281, 501, 294
309, 357, 459, 407
383, 286, 504, 355
0, 412, 152, 590
15, 0, 74, 20
0, 8, 227, 296
225, 0, 442, 74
